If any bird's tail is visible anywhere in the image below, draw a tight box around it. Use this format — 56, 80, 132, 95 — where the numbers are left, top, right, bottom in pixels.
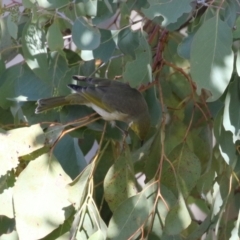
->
35, 96, 69, 114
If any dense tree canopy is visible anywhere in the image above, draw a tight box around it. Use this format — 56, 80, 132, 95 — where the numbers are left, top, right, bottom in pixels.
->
0, 0, 240, 239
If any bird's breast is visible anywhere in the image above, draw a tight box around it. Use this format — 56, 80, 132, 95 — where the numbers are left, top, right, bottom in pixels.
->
90, 103, 129, 122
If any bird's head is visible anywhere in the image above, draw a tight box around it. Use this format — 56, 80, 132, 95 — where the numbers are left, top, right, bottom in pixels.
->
130, 113, 151, 141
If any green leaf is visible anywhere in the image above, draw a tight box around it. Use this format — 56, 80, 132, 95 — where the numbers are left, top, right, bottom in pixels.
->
214, 95, 238, 166
166, 11, 193, 31
223, 76, 240, 142
117, 28, 139, 58
190, 15, 234, 102
107, 193, 149, 240
67, 163, 93, 210
71, 197, 107, 240
144, 129, 161, 181
75, 0, 98, 17
72, 17, 101, 50
123, 32, 152, 87
165, 193, 191, 235
144, 182, 177, 238
221, 0, 237, 28
22, 0, 35, 7
14, 154, 72, 240
22, 21, 50, 81
164, 120, 187, 156
162, 145, 201, 197
104, 150, 138, 211
233, 16, 240, 40
92, 1, 117, 25
54, 135, 87, 179
0, 18, 18, 62
236, 48, 240, 76
47, 21, 64, 51
93, 29, 116, 62
7, 15, 18, 39
0, 64, 50, 108
178, 32, 195, 59
141, 0, 193, 27
146, 87, 162, 126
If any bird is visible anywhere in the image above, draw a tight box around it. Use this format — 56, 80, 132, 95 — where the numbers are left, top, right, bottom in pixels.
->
35, 75, 150, 140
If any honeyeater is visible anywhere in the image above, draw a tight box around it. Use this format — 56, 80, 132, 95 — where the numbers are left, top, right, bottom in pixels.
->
35, 75, 150, 140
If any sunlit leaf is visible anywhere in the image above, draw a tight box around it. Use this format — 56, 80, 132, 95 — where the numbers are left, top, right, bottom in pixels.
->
190, 15, 234, 102
22, 21, 50, 81
141, 0, 193, 27
73, 17, 100, 50
67, 163, 93, 210
223, 76, 240, 142
107, 193, 149, 240
0, 124, 45, 176
14, 154, 72, 240
165, 193, 191, 235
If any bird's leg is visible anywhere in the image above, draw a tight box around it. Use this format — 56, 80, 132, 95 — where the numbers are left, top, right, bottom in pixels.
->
113, 124, 129, 141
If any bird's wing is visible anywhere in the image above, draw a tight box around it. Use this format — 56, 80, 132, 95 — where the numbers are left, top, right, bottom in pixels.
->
68, 84, 114, 112
72, 75, 112, 86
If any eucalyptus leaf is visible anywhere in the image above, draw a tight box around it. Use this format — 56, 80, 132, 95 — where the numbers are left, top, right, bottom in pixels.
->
107, 193, 149, 240
104, 150, 138, 211
190, 16, 234, 102
47, 21, 64, 51
165, 193, 191, 235
141, 0, 193, 27
14, 154, 72, 240
72, 17, 100, 50
123, 32, 152, 87
22, 21, 50, 82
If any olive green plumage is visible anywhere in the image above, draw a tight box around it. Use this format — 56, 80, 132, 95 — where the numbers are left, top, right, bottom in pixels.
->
35, 76, 150, 140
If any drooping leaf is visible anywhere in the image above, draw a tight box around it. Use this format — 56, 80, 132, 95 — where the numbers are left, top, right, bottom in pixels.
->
54, 135, 87, 179
71, 197, 107, 240
165, 193, 191, 235
14, 154, 72, 240
190, 15, 234, 102
222, 76, 240, 142
162, 144, 201, 198
117, 28, 139, 58
123, 31, 152, 87
214, 107, 237, 166
104, 150, 138, 212
67, 163, 93, 210
230, 209, 240, 240
144, 182, 177, 238
47, 21, 64, 51
107, 193, 149, 240
7, 14, 18, 40
0, 18, 17, 62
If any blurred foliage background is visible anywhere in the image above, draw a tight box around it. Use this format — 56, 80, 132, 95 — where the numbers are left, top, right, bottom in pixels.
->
1, 0, 240, 239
